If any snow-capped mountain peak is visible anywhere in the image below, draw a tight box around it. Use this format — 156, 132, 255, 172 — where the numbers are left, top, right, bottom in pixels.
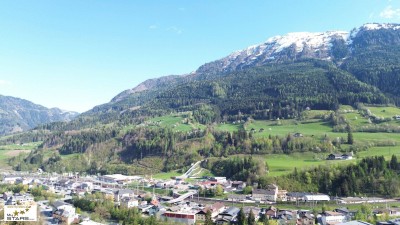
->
116, 23, 400, 102
350, 23, 400, 40
196, 30, 349, 74
362, 23, 400, 30
264, 31, 348, 53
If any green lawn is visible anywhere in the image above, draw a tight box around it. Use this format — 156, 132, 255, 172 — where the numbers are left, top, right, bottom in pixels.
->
367, 106, 400, 118
147, 106, 400, 178
0, 142, 41, 169
145, 114, 206, 132
260, 152, 352, 177
60, 153, 81, 159
0, 142, 41, 150
353, 132, 400, 144
343, 112, 370, 127
215, 123, 242, 132
357, 146, 400, 159
248, 120, 339, 139
260, 145, 400, 177
152, 171, 181, 179
302, 109, 332, 119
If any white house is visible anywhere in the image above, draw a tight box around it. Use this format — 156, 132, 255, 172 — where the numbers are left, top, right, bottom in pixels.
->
320, 211, 347, 225
114, 189, 135, 202
120, 197, 139, 208
210, 177, 227, 183
53, 201, 79, 225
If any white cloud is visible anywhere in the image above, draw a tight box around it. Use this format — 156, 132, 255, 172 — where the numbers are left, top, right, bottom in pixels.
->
379, 5, 400, 19
167, 26, 183, 34
149, 25, 158, 30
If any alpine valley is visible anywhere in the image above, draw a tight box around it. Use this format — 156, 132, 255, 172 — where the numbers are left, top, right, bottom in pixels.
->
0, 95, 78, 136
4, 23, 400, 196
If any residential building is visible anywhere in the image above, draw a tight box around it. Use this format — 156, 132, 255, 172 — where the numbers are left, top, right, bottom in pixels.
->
297, 210, 315, 225
196, 202, 226, 221
335, 208, 357, 221
215, 207, 240, 225
244, 206, 261, 221
265, 206, 278, 219
252, 189, 269, 202
3, 175, 22, 184
277, 189, 288, 201
337, 221, 373, 225
320, 211, 347, 225
227, 194, 246, 202
114, 189, 135, 202
162, 211, 196, 225
5, 193, 34, 205
209, 177, 227, 184
327, 153, 353, 160
231, 181, 246, 190
98, 174, 141, 184
120, 197, 139, 208
52, 201, 79, 225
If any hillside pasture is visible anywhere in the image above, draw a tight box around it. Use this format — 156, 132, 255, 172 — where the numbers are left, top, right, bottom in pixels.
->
146, 114, 206, 132
366, 106, 400, 118
261, 152, 353, 177
261, 145, 400, 177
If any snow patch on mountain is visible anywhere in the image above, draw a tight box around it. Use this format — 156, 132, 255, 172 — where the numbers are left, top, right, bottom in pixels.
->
362, 23, 400, 30
264, 31, 348, 53
350, 23, 400, 42
119, 22, 400, 100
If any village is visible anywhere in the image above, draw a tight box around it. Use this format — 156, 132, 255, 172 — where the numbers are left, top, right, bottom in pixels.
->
1, 167, 400, 225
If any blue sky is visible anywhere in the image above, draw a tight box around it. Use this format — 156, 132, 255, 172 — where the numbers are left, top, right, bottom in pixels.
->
0, 0, 399, 112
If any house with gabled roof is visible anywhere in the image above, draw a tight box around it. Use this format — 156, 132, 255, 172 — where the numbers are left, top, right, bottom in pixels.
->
215, 207, 240, 225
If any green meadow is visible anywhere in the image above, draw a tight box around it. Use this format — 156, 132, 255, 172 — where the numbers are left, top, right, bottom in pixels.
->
0, 142, 40, 169
263, 145, 400, 177
146, 113, 206, 132
136, 105, 400, 179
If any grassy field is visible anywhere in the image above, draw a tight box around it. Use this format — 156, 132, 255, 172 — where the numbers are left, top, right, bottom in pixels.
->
342, 112, 370, 127
260, 145, 400, 177
207, 105, 400, 177
357, 146, 400, 159
216, 123, 243, 132
259, 152, 354, 177
0, 142, 40, 169
152, 171, 182, 179
366, 106, 400, 118
0, 142, 41, 150
146, 114, 206, 132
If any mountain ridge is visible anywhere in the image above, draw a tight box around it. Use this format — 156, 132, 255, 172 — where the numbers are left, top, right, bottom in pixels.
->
6, 22, 400, 177
113, 23, 400, 101
0, 95, 79, 136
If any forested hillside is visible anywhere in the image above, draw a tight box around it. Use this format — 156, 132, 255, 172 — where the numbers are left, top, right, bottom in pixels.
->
268, 155, 400, 197
4, 24, 400, 189
0, 95, 78, 136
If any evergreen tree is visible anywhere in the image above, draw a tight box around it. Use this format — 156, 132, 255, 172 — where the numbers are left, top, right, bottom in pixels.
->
347, 124, 354, 144
390, 154, 398, 170
238, 207, 246, 225
248, 209, 256, 225
205, 210, 213, 225
263, 216, 269, 225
